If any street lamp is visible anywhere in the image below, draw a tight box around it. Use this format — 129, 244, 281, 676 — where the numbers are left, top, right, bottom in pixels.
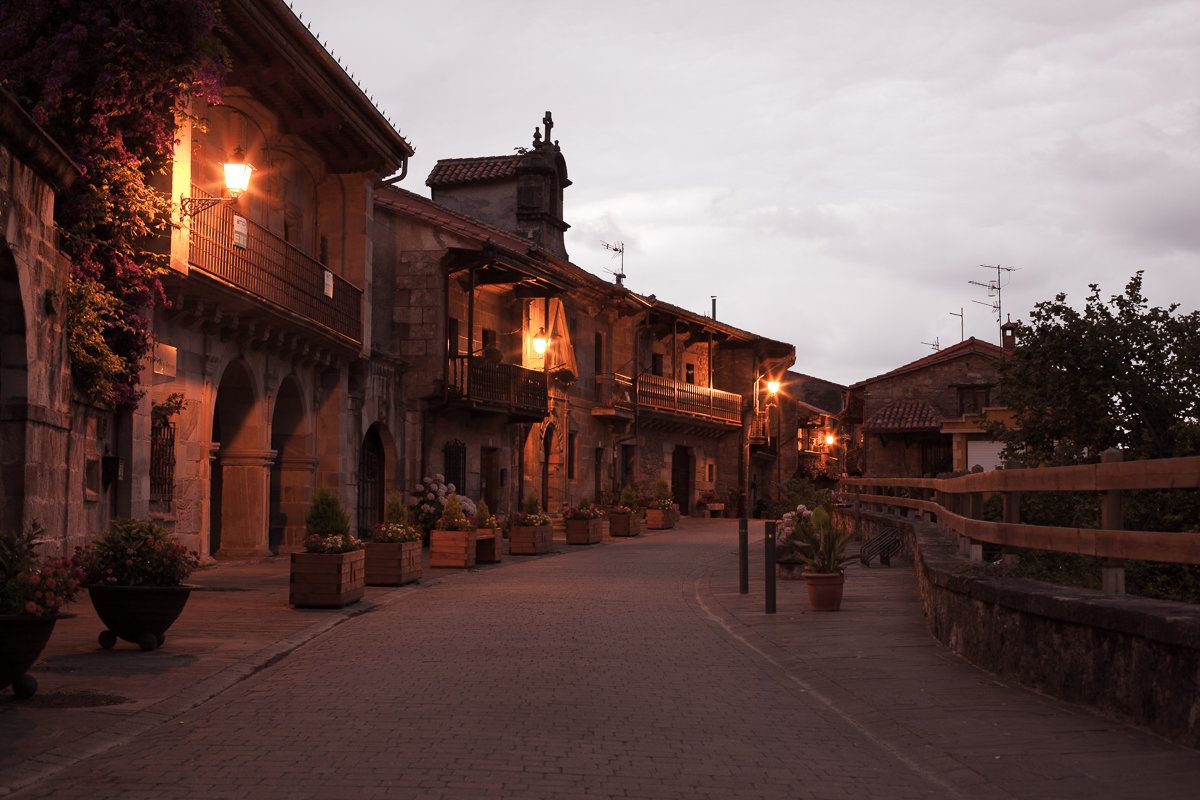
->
532, 327, 550, 355
767, 378, 782, 494
180, 146, 256, 218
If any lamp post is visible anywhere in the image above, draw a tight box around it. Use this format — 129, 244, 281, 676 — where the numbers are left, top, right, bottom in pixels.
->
767, 379, 781, 496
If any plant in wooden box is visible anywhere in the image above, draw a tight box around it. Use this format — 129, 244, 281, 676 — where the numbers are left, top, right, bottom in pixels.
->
645, 480, 676, 530
608, 484, 642, 537
413, 474, 477, 543
365, 492, 422, 587
429, 494, 477, 568
793, 507, 855, 611
775, 504, 818, 580
564, 499, 604, 545
290, 487, 365, 608
508, 496, 552, 555
79, 519, 200, 651
1, 524, 84, 698
473, 500, 501, 564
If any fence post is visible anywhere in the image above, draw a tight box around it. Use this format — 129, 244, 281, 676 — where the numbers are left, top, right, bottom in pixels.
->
738, 518, 749, 594
1001, 490, 1021, 567
765, 520, 777, 614
966, 490, 984, 563
1100, 448, 1126, 595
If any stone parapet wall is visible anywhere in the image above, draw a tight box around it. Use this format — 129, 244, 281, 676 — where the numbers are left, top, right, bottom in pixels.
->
833, 507, 1200, 749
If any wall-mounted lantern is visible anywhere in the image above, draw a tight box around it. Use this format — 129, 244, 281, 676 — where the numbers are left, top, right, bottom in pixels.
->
825, 434, 836, 447
532, 327, 550, 355
766, 379, 781, 396
180, 146, 255, 218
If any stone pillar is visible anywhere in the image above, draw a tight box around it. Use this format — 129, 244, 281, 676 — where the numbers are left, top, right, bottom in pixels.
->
215, 447, 276, 559
277, 455, 317, 552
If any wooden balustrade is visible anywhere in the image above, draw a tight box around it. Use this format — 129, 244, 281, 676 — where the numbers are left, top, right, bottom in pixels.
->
633, 373, 742, 425
448, 356, 548, 416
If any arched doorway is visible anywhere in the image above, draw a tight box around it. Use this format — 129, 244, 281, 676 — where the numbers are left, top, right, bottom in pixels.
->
0, 250, 27, 521
541, 422, 556, 513
672, 445, 692, 515
210, 360, 270, 559
358, 425, 384, 537
269, 377, 312, 553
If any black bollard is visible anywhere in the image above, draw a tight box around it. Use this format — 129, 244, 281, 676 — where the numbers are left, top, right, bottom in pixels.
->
738, 518, 749, 594
765, 520, 777, 614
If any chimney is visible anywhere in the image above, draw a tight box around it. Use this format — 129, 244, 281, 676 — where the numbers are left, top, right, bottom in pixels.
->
1001, 316, 1018, 352
711, 296, 717, 320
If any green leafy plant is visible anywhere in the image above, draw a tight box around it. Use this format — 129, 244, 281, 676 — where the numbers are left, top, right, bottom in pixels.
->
474, 499, 498, 529
1, 523, 84, 615
610, 484, 640, 514
434, 494, 472, 531
78, 519, 199, 587
648, 480, 674, 511
303, 487, 361, 553
370, 490, 421, 542
793, 508, 855, 574
510, 495, 550, 528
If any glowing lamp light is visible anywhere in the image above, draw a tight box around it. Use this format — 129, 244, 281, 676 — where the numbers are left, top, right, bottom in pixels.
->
766, 379, 781, 395
222, 146, 255, 198
532, 327, 549, 355
825, 434, 836, 446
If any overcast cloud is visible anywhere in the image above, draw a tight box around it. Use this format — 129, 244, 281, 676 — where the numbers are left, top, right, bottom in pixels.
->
290, 0, 1200, 385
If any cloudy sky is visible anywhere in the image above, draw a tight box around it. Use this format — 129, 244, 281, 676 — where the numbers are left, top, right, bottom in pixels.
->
290, 0, 1200, 386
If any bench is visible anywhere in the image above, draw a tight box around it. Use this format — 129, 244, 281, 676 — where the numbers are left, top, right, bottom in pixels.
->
475, 528, 501, 563
705, 503, 725, 518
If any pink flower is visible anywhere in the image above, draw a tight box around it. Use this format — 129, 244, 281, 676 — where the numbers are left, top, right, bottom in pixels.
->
24, 601, 39, 614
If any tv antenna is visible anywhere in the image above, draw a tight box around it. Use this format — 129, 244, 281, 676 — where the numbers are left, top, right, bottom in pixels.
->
949, 307, 963, 342
920, 336, 941, 352
969, 263, 1019, 339
602, 240, 625, 285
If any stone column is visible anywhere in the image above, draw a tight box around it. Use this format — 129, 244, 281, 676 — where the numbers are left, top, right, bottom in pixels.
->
215, 447, 276, 559
277, 455, 318, 553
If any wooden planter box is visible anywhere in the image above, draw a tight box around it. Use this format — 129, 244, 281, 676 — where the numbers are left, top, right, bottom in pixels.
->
290, 550, 365, 608
645, 509, 674, 529
509, 524, 553, 555
430, 529, 477, 568
608, 513, 641, 537
475, 527, 501, 563
365, 540, 422, 586
565, 518, 602, 545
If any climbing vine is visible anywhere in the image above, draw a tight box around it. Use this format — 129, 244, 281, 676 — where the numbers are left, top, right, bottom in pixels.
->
0, 0, 227, 407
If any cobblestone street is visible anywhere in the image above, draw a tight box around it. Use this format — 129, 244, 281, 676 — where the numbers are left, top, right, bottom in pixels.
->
4, 519, 1200, 799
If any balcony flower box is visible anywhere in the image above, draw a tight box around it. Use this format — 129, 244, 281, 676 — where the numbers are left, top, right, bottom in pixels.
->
430, 529, 477, 568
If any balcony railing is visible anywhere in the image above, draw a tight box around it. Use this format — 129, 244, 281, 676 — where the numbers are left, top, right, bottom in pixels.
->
448, 356, 548, 416
634, 374, 742, 425
186, 185, 362, 343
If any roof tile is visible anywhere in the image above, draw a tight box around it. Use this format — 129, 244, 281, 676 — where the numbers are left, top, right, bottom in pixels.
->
426, 155, 521, 187
863, 399, 943, 433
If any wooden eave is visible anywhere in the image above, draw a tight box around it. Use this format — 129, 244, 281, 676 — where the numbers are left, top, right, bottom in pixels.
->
445, 245, 575, 298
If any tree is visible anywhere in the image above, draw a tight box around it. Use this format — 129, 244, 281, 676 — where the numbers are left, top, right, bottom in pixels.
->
997, 272, 1200, 466
0, 1, 226, 407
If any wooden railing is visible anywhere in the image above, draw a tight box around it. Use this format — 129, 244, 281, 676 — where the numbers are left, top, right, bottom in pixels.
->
448, 356, 548, 416
594, 372, 634, 408
840, 454, 1200, 569
187, 185, 362, 343
634, 374, 742, 425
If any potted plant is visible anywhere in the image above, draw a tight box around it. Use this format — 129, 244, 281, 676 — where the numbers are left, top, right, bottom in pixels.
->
564, 499, 604, 545
474, 500, 501, 564
290, 487, 365, 608
412, 474, 477, 544
1, 524, 83, 697
793, 506, 855, 611
429, 494, 476, 568
78, 519, 200, 651
608, 485, 641, 537
508, 496, 552, 555
645, 480, 675, 530
364, 491, 422, 586
774, 504, 818, 580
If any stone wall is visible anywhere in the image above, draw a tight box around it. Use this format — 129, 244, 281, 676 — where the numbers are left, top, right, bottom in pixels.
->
834, 506, 1200, 748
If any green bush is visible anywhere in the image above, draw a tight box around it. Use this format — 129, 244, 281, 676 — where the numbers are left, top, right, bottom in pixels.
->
306, 487, 350, 537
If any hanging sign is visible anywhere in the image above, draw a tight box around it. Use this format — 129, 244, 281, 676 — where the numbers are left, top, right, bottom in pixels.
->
233, 215, 248, 250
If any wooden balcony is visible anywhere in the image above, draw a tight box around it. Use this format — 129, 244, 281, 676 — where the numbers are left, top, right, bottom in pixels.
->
448, 356, 548, 420
593, 373, 742, 434
186, 185, 362, 344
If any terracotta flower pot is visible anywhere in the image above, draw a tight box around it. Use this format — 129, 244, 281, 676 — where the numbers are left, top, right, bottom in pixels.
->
87, 584, 193, 651
803, 571, 845, 611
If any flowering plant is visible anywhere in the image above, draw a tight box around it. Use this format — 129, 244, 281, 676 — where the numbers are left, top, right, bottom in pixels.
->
303, 486, 362, 552
303, 533, 363, 553
648, 479, 674, 510
413, 474, 477, 533
474, 500, 498, 530
778, 505, 853, 572
565, 499, 604, 520
1, 524, 84, 616
611, 485, 639, 515
78, 519, 199, 587
509, 496, 550, 528
371, 491, 422, 543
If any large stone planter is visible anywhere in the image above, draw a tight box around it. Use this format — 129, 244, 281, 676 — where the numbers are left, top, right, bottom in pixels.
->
0, 614, 63, 698
475, 528, 501, 563
88, 584, 193, 651
565, 518, 602, 545
364, 540, 422, 586
608, 513, 641, 537
430, 529, 477, 568
510, 524, 553, 555
290, 550, 365, 608
804, 571, 846, 611
645, 509, 674, 530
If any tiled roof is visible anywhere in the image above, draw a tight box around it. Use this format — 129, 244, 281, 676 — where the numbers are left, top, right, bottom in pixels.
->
849, 337, 1005, 389
863, 400, 943, 433
426, 155, 521, 187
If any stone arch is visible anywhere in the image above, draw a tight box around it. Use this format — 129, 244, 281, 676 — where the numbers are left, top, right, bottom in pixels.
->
269, 374, 314, 553
210, 359, 271, 558
0, 247, 27, 524
357, 424, 385, 537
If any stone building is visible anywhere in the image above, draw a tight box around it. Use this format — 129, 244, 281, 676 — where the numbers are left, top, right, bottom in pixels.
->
0, 89, 80, 548
841, 336, 1011, 477
133, 0, 413, 557
784, 372, 846, 481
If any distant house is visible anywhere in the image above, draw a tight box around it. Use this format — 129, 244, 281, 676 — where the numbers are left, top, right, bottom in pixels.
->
780, 373, 845, 481
842, 334, 1015, 477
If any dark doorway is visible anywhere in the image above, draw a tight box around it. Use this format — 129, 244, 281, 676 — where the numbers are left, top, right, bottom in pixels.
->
481, 446, 500, 513
358, 425, 385, 537
619, 444, 635, 492
541, 423, 555, 512
594, 447, 603, 504
671, 445, 692, 515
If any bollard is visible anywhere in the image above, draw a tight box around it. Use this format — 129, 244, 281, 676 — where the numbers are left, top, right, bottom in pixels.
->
765, 520, 777, 614
738, 518, 749, 594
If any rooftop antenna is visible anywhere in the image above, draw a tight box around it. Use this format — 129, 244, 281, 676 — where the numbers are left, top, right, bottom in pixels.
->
969, 263, 1019, 342
602, 240, 625, 285
921, 336, 941, 352
949, 307, 964, 342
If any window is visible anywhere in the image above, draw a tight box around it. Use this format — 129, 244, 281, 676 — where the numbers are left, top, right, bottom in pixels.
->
482, 328, 497, 349
567, 431, 578, 480
150, 417, 176, 506
957, 386, 991, 415
651, 353, 664, 377
685, 363, 696, 384
594, 332, 604, 375
443, 440, 467, 493
707, 463, 715, 482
